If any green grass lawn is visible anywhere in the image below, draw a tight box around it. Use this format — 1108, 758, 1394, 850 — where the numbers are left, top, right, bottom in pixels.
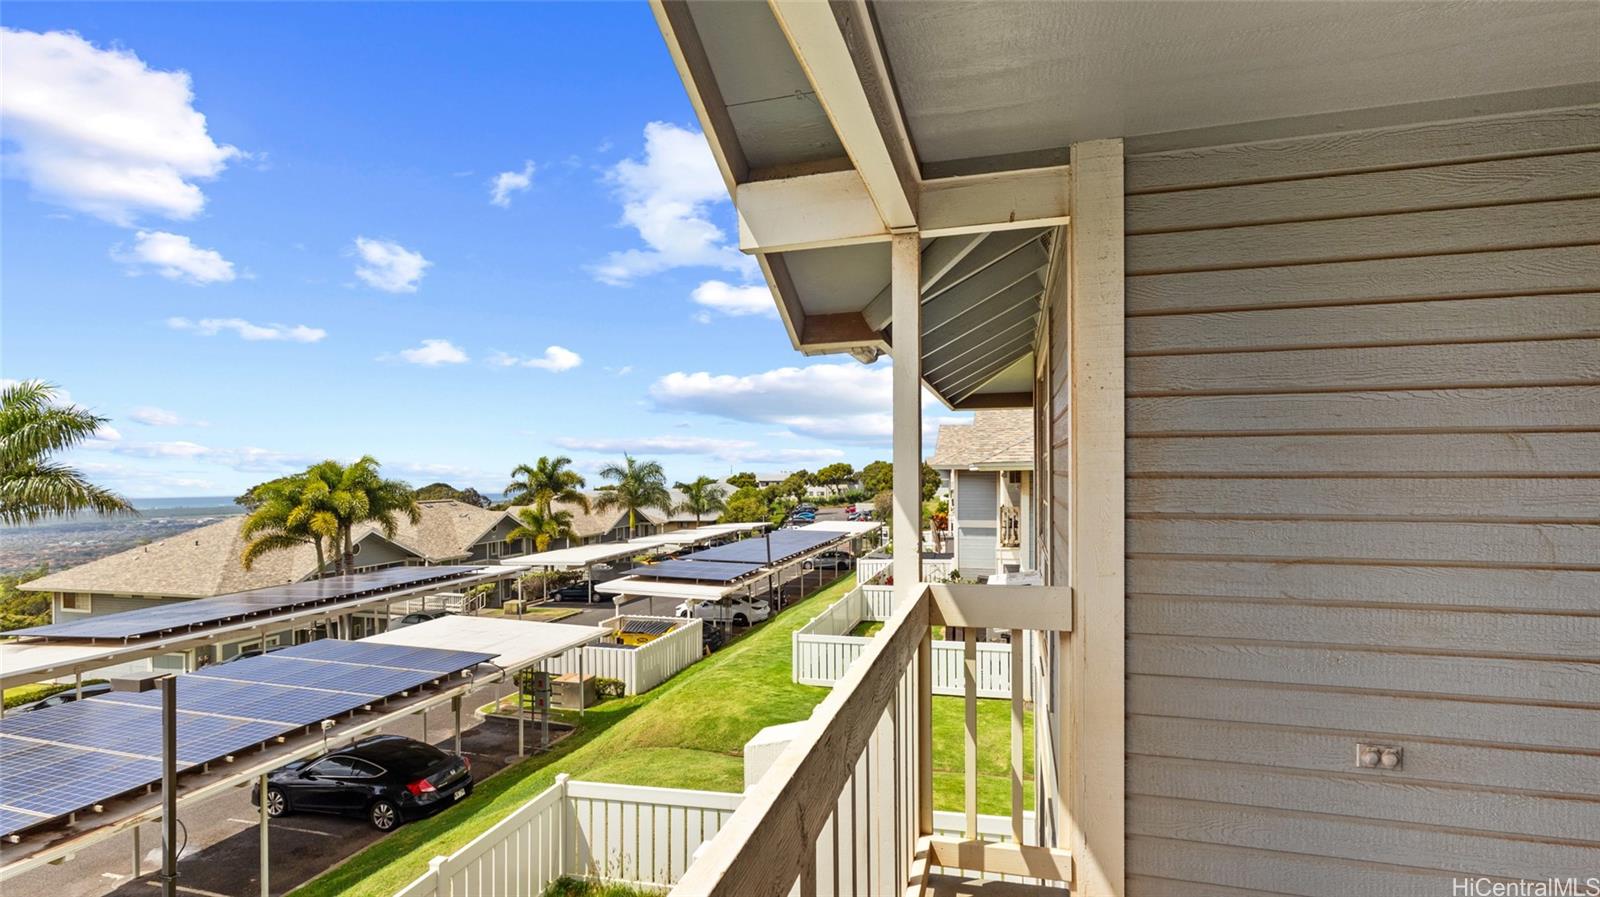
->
294, 572, 1031, 897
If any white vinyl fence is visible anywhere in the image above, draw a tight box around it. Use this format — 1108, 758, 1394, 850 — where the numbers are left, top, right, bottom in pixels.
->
544, 617, 701, 696
856, 555, 955, 584
395, 776, 742, 897
395, 776, 1036, 897
793, 583, 1035, 699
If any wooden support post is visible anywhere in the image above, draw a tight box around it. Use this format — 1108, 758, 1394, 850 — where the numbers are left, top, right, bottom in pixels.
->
963, 629, 978, 840
1064, 138, 1127, 896
1010, 630, 1025, 843
890, 231, 931, 839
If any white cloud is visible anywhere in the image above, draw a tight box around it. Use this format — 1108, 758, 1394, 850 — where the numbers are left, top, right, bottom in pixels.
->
554, 435, 844, 465
0, 28, 239, 225
691, 280, 775, 318
129, 406, 186, 427
649, 362, 966, 445
353, 237, 430, 293
489, 160, 535, 207
113, 230, 235, 284
591, 121, 756, 285
393, 339, 469, 366
168, 316, 326, 343
489, 345, 582, 372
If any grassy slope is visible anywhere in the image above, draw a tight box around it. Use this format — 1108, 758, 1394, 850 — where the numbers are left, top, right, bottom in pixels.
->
295, 572, 1030, 897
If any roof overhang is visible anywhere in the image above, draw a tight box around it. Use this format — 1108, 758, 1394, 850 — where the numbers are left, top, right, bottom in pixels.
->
652, 0, 1600, 407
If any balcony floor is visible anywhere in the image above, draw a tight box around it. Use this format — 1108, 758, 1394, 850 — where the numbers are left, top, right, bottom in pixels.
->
925, 873, 1070, 897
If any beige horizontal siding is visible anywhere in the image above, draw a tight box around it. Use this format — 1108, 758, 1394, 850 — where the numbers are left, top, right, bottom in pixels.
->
1122, 103, 1600, 895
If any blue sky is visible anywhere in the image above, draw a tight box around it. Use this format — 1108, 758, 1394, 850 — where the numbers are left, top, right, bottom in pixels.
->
2, 3, 957, 497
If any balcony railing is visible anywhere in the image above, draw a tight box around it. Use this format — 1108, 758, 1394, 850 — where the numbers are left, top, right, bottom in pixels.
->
672, 581, 1074, 897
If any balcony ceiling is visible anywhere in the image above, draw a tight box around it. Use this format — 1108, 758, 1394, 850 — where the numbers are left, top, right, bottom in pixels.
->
874, 1, 1600, 173
664, 0, 1600, 408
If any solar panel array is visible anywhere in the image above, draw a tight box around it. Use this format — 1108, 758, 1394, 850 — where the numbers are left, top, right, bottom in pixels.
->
684, 529, 841, 566
9, 566, 484, 641
620, 559, 762, 582
0, 639, 496, 838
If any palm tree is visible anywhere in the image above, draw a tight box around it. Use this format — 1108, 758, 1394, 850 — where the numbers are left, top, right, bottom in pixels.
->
507, 506, 576, 603
504, 456, 589, 514
0, 380, 134, 525
674, 476, 727, 525
594, 454, 672, 539
239, 473, 338, 573
507, 506, 575, 552
330, 456, 421, 575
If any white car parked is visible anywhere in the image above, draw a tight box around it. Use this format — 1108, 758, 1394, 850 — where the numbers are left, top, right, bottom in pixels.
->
675, 595, 772, 627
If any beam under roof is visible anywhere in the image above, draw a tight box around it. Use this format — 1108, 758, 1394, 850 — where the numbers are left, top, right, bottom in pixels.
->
769, 0, 919, 231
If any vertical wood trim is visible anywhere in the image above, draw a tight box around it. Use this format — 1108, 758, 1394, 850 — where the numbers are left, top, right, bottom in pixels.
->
892, 232, 933, 840
963, 628, 979, 839
1009, 629, 1026, 843
1067, 138, 1127, 897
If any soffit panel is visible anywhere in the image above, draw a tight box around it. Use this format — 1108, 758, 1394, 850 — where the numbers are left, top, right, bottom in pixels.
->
872, 0, 1600, 165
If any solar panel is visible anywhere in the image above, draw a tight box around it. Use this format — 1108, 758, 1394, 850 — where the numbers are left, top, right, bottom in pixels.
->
682, 530, 841, 566
621, 559, 762, 582
9, 565, 486, 641
281, 639, 498, 674
0, 807, 50, 839
0, 639, 497, 837
0, 736, 162, 818
96, 677, 370, 727
0, 700, 282, 766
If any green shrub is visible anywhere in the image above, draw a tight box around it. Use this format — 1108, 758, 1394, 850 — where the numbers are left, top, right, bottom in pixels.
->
3, 678, 108, 709
593, 677, 625, 699
541, 875, 662, 897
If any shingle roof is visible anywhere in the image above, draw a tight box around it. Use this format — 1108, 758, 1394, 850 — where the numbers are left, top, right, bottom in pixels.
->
547, 499, 634, 539
927, 409, 1034, 470
22, 500, 512, 598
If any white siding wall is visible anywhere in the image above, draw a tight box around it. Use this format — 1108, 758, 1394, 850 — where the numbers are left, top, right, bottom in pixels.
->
1113, 103, 1600, 895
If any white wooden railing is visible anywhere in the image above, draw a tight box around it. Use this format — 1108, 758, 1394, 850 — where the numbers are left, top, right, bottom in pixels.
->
676, 583, 1074, 897
857, 555, 954, 585
794, 584, 1036, 699
544, 617, 702, 695
395, 776, 742, 897
391, 777, 1043, 897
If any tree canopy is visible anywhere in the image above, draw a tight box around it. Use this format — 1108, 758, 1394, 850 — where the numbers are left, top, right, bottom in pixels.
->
0, 380, 134, 525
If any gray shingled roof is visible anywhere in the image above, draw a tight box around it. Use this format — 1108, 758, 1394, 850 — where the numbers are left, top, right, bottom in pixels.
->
927, 409, 1034, 470
23, 500, 514, 598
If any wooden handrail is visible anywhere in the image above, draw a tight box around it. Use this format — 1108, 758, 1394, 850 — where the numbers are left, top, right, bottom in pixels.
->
927, 583, 1073, 631
671, 586, 930, 897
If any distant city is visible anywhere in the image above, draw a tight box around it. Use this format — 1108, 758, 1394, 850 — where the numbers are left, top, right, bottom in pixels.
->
0, 496, 243, 574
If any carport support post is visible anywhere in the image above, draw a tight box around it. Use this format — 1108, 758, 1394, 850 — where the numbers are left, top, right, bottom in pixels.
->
161, 675, 178, 897
258, 772, 269, 897
131, 824, 140, 878
75, 671, 82, 700
517, 669, 526, 756
451, 694, 462, 756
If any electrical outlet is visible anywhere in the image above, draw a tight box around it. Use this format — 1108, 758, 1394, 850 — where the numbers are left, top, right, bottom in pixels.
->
1356, 743, 1402, 769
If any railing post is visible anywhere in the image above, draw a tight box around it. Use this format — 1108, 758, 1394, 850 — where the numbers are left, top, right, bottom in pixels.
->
427, 855, 446, 897
556, 773, 571, 876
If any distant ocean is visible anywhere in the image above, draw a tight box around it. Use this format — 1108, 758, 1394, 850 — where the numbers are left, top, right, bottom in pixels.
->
129, 495, 241, 512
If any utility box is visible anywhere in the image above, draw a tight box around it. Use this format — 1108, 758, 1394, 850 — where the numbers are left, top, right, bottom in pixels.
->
552, 673, 596, 709
502, 599, 524, 616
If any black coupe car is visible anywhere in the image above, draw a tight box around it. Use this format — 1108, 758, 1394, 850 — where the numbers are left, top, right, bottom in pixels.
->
252, 734, 472, 831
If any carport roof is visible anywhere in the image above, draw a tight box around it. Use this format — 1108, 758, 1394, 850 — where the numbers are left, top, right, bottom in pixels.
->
362, 615, 604, 671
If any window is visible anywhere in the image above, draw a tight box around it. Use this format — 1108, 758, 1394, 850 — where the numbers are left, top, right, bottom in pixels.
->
306, 757, 365, 779
60, 592, 91, 613
1007, 470, 1023, 485
487, 541, 502, 558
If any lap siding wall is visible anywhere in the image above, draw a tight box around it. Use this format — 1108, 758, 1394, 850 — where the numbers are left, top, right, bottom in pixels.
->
1118, 102, 1600, 896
